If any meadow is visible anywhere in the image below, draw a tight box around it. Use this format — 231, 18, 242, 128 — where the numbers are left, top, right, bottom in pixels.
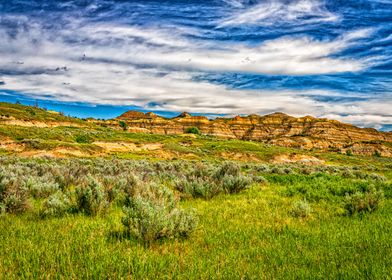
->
1, 156, 392, 279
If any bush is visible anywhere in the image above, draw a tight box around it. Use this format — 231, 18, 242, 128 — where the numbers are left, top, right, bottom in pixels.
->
122, 184, 198, 243
175, 179, 222, 200
0, 203, 5, 216
41, 191, 72, 218
214, 161, 241, 179
368, 173, 387, 182
221, 175, 252, 194
185, 127, 201, 135
252, 175, 267, 184
75, 178, 108, 216
271, 166, 287, 175
255, 164, 270, 172
290, 199, 312, 218
344, 187, 384, 215
21, 139, 42, 149
119, 121, 128, 131
75, 134, 92, 144
113, 174, 140, 205
0, 174, 30, 214
26, 177, 59, 199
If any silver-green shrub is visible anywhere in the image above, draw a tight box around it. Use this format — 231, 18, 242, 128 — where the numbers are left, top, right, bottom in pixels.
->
26, 177, 59, 199
221, 175, 252, 194
344, 187, 384, 215
75, 178, 108, 216
0, 173, 30, 214
214, 161, 241, 179
41, 191, 72, 217
290, 199, 312, 218
122, 184, 198, 243
175, 178, 222, 200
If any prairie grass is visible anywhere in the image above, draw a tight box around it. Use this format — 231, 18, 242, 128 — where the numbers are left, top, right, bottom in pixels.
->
0, 157, 392, 278
1, 187, 392, 279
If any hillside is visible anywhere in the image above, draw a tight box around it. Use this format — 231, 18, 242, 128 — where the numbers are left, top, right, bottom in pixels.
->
117, 110, 392, 157
0, 102, 391, 161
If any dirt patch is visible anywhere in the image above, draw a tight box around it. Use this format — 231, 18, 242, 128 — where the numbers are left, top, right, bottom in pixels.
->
94, 141, 138, 152
272, 154, 325, 165
19, 150, 56, 158
0, 139, 25, 152
220, 152, 261, 162
53, 148, 91, 157
142, 143, 163, 151
93, 141, 163, 153
0, 118, 85, 128
152, 150, 176, 159
128, 127, 151, 133
19, 147, 91, 158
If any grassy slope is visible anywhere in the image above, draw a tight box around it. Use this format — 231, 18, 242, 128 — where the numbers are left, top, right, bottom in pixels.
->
0, 101, 390, 165
0, 120, 390, 167
0, 102, 85, 123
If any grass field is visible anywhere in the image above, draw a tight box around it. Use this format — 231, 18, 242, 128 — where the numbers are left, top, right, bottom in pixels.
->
0, 157, 391, 279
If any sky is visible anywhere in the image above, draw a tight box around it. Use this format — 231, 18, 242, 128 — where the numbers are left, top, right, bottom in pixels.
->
0, 0, 391, 130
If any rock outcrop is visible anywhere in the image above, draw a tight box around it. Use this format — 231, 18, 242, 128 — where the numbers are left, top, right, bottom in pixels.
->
116, 111, 392, 157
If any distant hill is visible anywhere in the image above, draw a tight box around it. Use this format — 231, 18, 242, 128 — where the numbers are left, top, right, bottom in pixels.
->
117, 110, 392, 157
0, 102, 391, 158
0, 102, 83, 124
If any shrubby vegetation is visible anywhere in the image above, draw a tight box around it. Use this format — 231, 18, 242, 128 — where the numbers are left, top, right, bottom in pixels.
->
75, 178, 109, 216
344, 187, 384, 215
0, 171, 30, 214
174, 161, 255, 199
290, 199, 312, 218
0, 158, 259, 241
185, 126, 201, 135
41, 191, 72, 217
0, 155, 391, 278
122, 184, 197, 242
0, 156, 390, 244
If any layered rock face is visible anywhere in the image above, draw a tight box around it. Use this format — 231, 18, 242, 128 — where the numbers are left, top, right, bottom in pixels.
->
115, 111, 392, 157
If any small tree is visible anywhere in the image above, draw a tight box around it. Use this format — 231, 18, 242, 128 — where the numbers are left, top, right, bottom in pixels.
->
119, 121, 128, 131
75, 134, 92, 144
185, 127, 201, 135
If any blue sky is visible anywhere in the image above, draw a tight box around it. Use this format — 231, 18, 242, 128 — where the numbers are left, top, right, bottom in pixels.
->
0, 0, 391, 130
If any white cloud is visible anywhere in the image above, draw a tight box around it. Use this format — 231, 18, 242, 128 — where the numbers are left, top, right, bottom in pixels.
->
0, 20, 371, 76
218, 0, 339, 27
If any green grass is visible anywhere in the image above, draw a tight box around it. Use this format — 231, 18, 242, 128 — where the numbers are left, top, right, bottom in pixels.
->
1, 183, 392, 279
0, 102, 84, 123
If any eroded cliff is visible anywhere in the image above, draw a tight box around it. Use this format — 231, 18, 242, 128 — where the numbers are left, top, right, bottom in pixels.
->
116, 111, 392, 157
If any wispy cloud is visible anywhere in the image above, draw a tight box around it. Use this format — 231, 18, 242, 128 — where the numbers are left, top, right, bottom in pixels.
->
0, 18, 372, 77
218, 0, 339, 27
